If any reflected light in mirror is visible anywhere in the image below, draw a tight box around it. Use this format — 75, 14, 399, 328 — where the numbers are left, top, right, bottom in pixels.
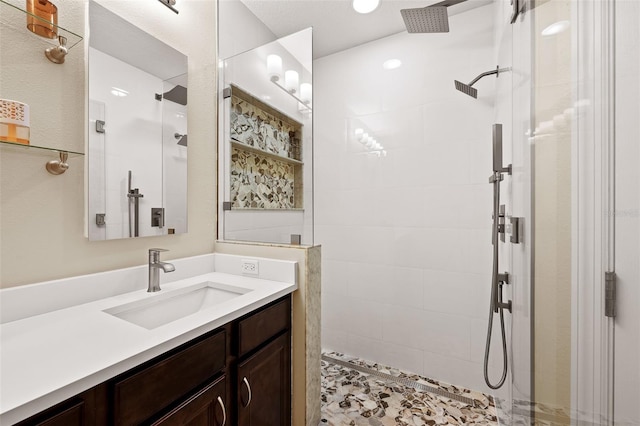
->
285, 70, 299, 93
383, 59, 402, 70
110, 87, 129, 97
267, 54, 282, 82
300, 83, 312, 104
353, 0, 380, 14
541, 20, 570, 37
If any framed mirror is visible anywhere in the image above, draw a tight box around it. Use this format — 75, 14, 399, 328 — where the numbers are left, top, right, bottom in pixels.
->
87, 0, 187, 241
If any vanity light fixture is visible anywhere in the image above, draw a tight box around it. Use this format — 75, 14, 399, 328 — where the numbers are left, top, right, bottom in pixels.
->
158, 0, 179, 14
265, 55, 312, 111
353, 0, 380, 14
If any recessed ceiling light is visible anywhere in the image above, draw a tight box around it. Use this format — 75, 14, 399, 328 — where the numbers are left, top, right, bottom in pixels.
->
383, 59, 402, 70
541, 20, 570, 37
353, 0, 380, 14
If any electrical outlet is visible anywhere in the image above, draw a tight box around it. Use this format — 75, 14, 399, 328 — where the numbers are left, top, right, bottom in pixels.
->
241, 259, 259, 275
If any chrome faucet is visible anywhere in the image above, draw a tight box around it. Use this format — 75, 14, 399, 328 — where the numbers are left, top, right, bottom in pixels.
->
148, 248, 175, 292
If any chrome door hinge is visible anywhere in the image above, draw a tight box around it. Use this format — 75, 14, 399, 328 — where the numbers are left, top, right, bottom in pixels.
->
605, 271, 617, 318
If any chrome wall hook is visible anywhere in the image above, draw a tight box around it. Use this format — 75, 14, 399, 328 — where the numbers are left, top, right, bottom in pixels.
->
45, 151, 69, 175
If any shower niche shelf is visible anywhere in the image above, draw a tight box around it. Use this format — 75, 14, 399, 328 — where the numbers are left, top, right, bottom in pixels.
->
0, 0, 83, 51
228, 85, 304, 210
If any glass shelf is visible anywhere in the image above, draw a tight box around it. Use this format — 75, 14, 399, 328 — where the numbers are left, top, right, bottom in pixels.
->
0, 0, 83, 50
0, 140, 84, 156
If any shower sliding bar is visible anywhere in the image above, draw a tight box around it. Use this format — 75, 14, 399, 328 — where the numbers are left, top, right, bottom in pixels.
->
484, 123, 512, 390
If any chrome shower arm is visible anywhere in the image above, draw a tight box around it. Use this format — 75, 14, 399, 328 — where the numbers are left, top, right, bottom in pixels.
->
469, 66, 511, 88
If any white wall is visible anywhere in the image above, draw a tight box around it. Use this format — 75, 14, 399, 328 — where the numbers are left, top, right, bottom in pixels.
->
315, 4, 505, 395
614, 0, 640, 422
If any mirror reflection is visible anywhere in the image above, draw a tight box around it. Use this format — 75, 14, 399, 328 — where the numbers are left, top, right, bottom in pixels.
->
218, 28, 313, 245
87, 0, 187, 241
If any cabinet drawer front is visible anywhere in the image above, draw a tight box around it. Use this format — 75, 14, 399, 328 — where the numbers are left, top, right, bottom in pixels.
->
16, 400, 84, 426
151, 376, 227, 426
114, 330, 226, 425
237, 297, 291, 357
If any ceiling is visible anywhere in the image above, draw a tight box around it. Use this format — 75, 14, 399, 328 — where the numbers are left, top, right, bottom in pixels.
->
241, 0, 493, 58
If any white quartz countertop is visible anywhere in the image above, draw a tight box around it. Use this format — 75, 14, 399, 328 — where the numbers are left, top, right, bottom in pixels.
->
0, 269, 297, 425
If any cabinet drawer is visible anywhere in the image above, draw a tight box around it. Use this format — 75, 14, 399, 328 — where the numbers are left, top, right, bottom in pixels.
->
151, 376, 227, 426
113, 330, 226, 425
237, 297, 291, 357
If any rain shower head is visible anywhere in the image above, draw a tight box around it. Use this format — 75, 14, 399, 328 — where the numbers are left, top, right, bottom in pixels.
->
454, 80, 478, 98
401, 6, 449, 33
400, 0, 467, 33
454, 66, 510, 98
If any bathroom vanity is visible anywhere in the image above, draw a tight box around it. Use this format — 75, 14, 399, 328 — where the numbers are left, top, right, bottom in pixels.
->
15, 295, 291, 426
0, 254, 298, 426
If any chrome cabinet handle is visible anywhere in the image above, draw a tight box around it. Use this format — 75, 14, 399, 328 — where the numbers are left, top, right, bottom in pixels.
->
217, 396, 226, 426
242, 377, 252, 407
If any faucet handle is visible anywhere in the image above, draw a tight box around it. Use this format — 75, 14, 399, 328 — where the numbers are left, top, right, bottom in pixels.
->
149, 248, 169, 253
149, 248, 169, 262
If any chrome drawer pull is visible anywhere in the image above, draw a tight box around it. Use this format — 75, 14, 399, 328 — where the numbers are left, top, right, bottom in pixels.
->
217, 396, 226, 426
242, 377, 252, 407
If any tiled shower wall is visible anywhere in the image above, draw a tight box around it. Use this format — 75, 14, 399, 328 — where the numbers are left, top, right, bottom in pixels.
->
314, 4, 506, 396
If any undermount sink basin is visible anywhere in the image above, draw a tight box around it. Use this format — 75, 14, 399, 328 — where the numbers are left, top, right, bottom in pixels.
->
104, 282, 251, 330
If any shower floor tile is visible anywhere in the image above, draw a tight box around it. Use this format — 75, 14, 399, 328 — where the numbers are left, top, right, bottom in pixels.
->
320, 352, 498, 426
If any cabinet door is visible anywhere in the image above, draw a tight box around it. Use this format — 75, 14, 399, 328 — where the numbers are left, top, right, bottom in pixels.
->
237, 333, 291, 426
151, 376, 228, 426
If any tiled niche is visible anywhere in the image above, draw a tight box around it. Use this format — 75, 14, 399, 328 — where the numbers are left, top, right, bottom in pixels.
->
229, 85, 303, 210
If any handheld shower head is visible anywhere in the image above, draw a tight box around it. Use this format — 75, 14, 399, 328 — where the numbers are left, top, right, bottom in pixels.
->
454, 66, 510, 98
400, 0, 467, 33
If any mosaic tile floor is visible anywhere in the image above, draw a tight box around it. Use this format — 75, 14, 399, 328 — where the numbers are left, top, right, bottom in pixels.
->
320, 353, 499, 426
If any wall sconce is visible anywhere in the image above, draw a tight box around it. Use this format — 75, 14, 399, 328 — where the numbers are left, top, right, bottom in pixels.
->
158, 0, 179, 14
266, 54, 312, 111
354, 127, 386, 156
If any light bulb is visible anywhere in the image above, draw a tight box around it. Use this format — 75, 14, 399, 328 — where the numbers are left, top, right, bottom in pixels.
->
285, 70, 299, 93
300, 83, 312, 104
267, 54, 282, 82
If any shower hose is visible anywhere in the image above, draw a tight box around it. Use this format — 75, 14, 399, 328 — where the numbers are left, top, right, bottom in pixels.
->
484, 171, 509, 390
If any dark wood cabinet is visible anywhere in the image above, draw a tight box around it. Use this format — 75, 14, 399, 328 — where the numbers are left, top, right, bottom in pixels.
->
150, 376, 227, 426
12, 295, 291, 426
14, 386, 107, 426
237, 333, 291, 426
113, 330, 226, 425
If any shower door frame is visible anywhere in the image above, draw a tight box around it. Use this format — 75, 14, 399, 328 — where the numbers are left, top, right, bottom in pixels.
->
571, 0, 616, 422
